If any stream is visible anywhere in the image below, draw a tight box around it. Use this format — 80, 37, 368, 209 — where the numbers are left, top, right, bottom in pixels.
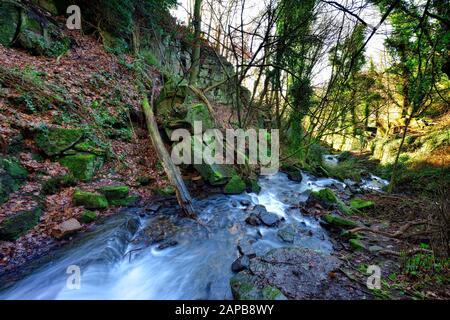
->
0, 169, 388, 300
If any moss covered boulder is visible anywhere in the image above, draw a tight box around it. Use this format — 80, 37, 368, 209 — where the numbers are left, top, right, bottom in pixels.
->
224, 175, 246, 194
194, 163, 236, 186
0, 157, 28, 204
0, 207, 42, 241
97, 185, 129, 201
35, 128, 84, 157
311, 188, 337, 203
59, 154, 103, 182
349, 239, 365, 251
81, 210, 98, 223
323, 214, 357, 229
73, 190, 108, 210
0, 1, 21, 46
16, 8, 70, 56
247, 178, 261, 194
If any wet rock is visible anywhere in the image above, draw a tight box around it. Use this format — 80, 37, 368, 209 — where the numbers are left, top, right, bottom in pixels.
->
277, 224, 297, 243
240, 200, 251, 206
259, 211, 280, 227
143, 216, 180, 244
109, 195, 141, 207
237, 240, 256, 258
246, 247, 342, 299
157, 240, 178, 250
231, 256, 250, 272
51, 218, 82, 239
245, 214, 261, 226
287, 170, 303, 182
230, 272, 287, 300
146, 203, 161, 213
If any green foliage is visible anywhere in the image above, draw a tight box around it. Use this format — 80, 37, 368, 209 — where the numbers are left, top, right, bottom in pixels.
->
402, 250, 449, 284
0, 207, 42, 241
311, 188, 337, 203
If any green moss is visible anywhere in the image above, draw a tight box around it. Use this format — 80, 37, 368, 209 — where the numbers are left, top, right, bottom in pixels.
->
73, 141, 106, 156
59, 154, 103, 182
97, 185, 129, 200
349, 239, 365, 251
73, 190, 108, 210
224, 175, 246, 194
323, 214, 358, 229
154, 186, 175, 196
42, 174, 77, 195
35, 128, 84, 156
194, 163, 236, 186
0, 207, 42, 241
247, 178, 261, 194
350, 198, 375, 210
311, 188, 337, 203
81, 210, 98, 223
109, 195, 140, 206
185, 103, 214, 129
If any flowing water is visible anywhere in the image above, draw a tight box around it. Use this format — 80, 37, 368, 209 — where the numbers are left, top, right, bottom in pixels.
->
0, 171, 387, 300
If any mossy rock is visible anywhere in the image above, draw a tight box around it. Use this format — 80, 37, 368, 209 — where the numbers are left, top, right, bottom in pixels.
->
97, 185, 129, 201
81, 210, 98, 223
16, 8, 70, 56
224, 175, 246, 194
194, 163, 236, 186
350, 198, 375, 210
0, 157, 28, 204
32, 0, 59, 15
247, 178, 261, 194
109, 195, 141, 207
0, 207, 42, 241
73, 141, 107, 156
0, 1, 21, 47
349, 239, 365, 251
230, 273, 287, 300
154, 186, 175, 196
73, 190, 108, 210
311, 188, 337, 203
185, 103, 214, 130
41, 174, 77, 195
323, 214, 357, 229
59, 154, 103, 182
35, 128, 84, 157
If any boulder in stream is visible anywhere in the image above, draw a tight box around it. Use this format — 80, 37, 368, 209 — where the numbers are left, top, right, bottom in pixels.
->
51, 218, 82, 239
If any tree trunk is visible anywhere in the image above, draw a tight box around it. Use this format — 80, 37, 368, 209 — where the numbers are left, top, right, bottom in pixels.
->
189, 0, 202, 85
142, 97, 196, 218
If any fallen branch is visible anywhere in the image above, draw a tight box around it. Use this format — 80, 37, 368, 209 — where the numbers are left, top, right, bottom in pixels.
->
348, 220, 428, 239
142, 86, 196, 218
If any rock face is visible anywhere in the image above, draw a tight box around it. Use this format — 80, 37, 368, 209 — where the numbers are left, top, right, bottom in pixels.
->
73, 190, 109, 210
0, 2, 69, 56
231, 247, 344, 300
0, 206, 42, 241
51, 218, 82, 239
0, 156, 28, 204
